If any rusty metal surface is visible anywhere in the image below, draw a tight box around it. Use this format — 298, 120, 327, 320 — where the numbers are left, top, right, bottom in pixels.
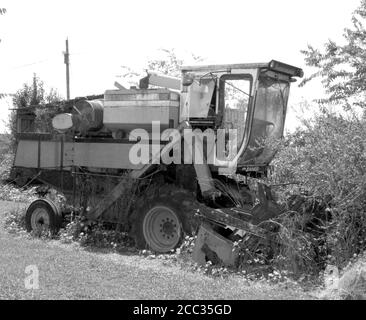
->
192, 222, 239, 266
195, 206, 270, 239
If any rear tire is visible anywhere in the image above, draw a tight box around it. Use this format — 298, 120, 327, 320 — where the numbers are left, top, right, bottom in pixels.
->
25, 199, 62, 235
131, 185, 199, 253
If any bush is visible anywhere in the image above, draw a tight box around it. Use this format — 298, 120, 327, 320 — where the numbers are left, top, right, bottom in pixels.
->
269, 109, 366, 272
59, 219, 134, 251
0, 183, 38, 202
4, 208, 27, 234
0, 151, 13, 181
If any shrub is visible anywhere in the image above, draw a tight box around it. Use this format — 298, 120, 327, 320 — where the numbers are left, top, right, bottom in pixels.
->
4, 208, 27, 234
59, 219, 84, 243
269, 109, 366, 272
0, 183, 38, 202
0, 151, 13, 181
59, 219, 134, 251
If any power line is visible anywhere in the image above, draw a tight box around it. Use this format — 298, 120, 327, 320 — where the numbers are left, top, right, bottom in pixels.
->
11, 58, 51, 70
0, 93, 14, 98
1, 55, 60, 72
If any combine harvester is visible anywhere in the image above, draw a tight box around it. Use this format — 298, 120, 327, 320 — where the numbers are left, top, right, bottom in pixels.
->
11, 60, 303, 266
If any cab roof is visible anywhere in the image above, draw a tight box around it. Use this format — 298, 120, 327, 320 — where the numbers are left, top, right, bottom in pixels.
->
181, 60, 303, 78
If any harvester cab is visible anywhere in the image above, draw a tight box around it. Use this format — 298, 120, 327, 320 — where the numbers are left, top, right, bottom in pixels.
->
178, 60, 303, 174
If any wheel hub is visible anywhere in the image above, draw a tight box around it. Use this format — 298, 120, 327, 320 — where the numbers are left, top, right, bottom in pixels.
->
160, 218, 177, 238
30, 208, 50, 231
143, 206, 181, 252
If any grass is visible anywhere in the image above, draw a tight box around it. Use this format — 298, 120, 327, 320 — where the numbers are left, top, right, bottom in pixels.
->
0, 200, 315, 300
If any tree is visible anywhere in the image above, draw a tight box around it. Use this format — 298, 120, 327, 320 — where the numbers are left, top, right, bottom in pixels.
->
0, 8, 6, 43
8, 74, 62, 147
119, 48, 204, 86
301, 0, 366, 109
145, 48, 203, 77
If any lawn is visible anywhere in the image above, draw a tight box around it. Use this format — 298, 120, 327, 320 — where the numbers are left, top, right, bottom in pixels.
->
0, 200, 316, 300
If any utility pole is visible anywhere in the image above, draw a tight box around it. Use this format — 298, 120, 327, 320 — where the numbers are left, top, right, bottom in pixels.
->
64, 38, 70, 100
62, 38, 70, 192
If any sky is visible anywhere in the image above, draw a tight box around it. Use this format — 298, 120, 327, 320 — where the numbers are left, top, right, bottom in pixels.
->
0, 0, 362, 133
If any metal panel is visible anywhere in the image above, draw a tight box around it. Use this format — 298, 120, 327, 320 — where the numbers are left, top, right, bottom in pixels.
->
145, 72, 181, 90
103, 88, 180, 132
104, 100, 179, 107
105, 92, 179, 101
184, 78, 215, 118
14, 139, 161, 171
73, 142, 147, 169
181, 62, 269, 73
14, 140, 38, 167
14, 140, 73, 169
103, 105, 179, 131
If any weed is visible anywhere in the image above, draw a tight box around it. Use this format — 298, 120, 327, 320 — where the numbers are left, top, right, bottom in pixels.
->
4, 208, 27, 235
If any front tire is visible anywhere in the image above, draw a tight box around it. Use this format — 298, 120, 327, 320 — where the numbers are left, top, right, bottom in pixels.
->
142, 205, 182, 252
25, 199, 62, 235
132, 185, 199, 253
